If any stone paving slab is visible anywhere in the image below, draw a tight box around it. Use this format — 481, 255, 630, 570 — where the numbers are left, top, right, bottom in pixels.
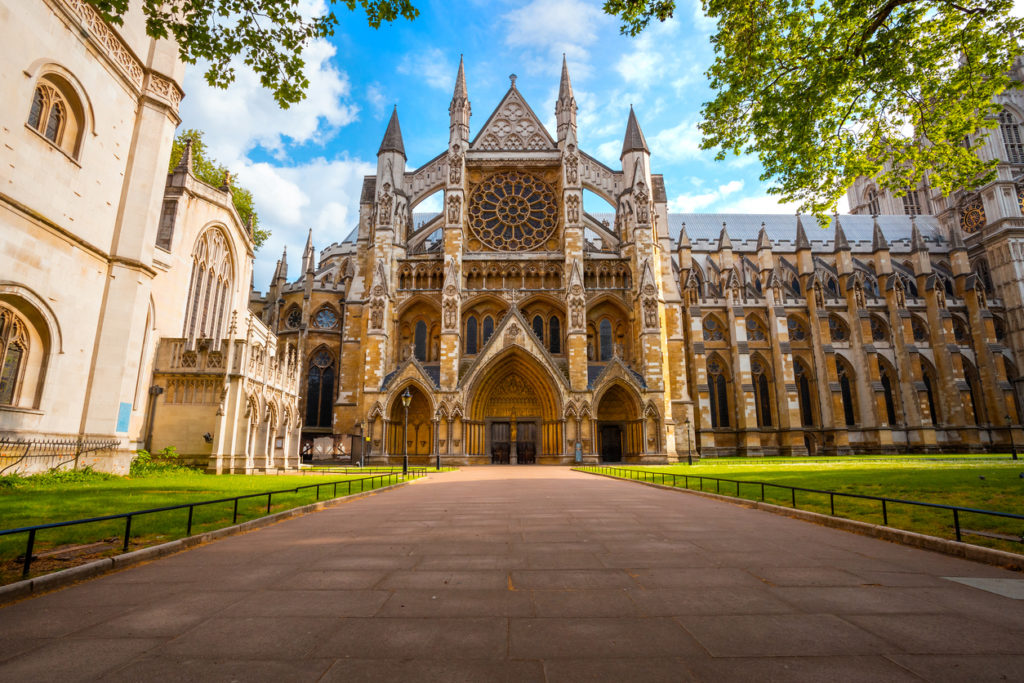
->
1, 466, 1023, 681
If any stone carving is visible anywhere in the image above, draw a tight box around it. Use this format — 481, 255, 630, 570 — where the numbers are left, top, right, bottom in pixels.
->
566, 194, 580, 223
443, 299, 457, 330
571, 304, 584, 329
505, 322, 522, 345
473, 95, 552, 151
65, 0, 144, 87
565, 144, 579, 184
377, 183, 393, 226
447, 193, 461, 224
467, 171, 557, 251
393, 195, 408, 231
448, 144, 463, 184
634, 182, 650, 224
147, 74, 183, 111
643, 297, 658, 328
854, 280, 866, 309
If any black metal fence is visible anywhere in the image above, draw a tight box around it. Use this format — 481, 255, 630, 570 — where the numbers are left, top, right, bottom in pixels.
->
2, 471, 419, 579
575, 465, 1024, 547
0, 437, 121, 475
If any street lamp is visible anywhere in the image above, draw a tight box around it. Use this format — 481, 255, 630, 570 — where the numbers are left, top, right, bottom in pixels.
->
401, 388, 412, 476
1007, 414, 1018, 461
685, 416, 692, 466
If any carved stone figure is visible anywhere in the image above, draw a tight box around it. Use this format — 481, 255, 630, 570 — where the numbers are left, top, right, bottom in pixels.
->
448, 144, 463, 184
447, 193, 461, 223
443, 299, 456, 329
377, 183, 393, 226
566, 194, 580, 223
370, 299, 384, 329
643, 298, 657, 328
571, 304, 584, 329
634, 182, 650, 224
565, 144, 579, 184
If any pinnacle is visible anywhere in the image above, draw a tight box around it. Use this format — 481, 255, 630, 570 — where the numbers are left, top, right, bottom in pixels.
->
377, 106, 406, 159
620, 106, 649, 159
833, 214, 850, 253
558, 54, 574, 102
678, 221, 691, 248
910, 216, 928, 253
718, 221, 732, 250
871, 216, 889, 252
452, 55, 467, 102
757, 223, 773, 250
795, 214, 811, 250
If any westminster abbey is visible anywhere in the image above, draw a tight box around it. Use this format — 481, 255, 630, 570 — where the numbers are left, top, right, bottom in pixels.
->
254, 57, 1024, 464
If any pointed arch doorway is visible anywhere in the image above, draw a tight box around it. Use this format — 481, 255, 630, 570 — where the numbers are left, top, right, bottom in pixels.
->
466, 350, 563, 464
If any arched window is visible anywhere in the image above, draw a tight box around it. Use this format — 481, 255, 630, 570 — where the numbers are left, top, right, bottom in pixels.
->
752, 357, 772, 427
999, 110, 1024, 164
305, 349, 334, 428
902, 189, 924, 216
921, 359, 940, 425
702, 316, 725, 341
532, 315, 544, 341
964, 363, 984, 425
549, 317, 560, 354
483, 316, 494, 344
465, 316, 478, 354
707, 358, 730, 428
911, 316, 929, 343
828, 315, 849, 343
599, 319, 613, 361
787, 316, 808, 342
879, 359, 898, 425
870, 316, 889, 343
866, 188, 880, 215
312, 307, 338, 329
183, 229, 234, 343
745, 316, 767, 342
837, 359, 856, 426
26, 76, 83, 157
0, 307, 29, 406
794, 360, 815, 426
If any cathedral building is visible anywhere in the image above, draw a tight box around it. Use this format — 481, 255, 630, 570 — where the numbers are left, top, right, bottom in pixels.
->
255, 58, 1023, 463
0, 0, 300, 473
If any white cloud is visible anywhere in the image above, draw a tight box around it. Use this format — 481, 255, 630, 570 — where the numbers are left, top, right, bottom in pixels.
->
365, 83, 388, 118
503, 0, 608, 73
668, 180, 743, 212
397, 48, 454, 90
649, 119, 705, 162
181, 39, 358, 163
717, 190, 803, 214
239, 156, 376, 287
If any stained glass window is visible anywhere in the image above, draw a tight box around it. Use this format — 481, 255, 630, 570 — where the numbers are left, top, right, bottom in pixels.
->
549, 317, 560, 354
467, 171, 558, 251
599, 319, 612, 361
465, 317, 478, 354
313, 308, 338, 329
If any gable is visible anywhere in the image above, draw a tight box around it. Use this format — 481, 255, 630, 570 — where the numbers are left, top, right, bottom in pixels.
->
471, 87, 556, 152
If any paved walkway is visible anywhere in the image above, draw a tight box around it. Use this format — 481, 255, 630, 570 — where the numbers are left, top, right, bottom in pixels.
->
2, 467, 1023, 681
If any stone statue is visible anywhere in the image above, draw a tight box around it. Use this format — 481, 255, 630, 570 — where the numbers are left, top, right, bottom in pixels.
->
448, 144, 463, 184
447, 194, 461, 224
377, 183, 393, 226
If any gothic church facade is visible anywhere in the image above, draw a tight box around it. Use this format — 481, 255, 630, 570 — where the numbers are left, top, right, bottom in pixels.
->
256, 59, 1024, 463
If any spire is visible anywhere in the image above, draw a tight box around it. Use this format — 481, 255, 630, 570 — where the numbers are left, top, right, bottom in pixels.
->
718, 221, 732, 250
558, 53, 574, 103
910, 216, 928, 253
833, 214, 850, 253
678, 221, 691, 248
449, 55, 471, 142
757, 222, 773, 251
620, 106, 650, 159
377, 106, 406, 159
948, 223, 966, 252
556, 54, 577, 142
795, 214, 811, 250
175, 138, 194, 174
276, 246, 288, 281
302, 229, 315, 274
871, 216, 889, 252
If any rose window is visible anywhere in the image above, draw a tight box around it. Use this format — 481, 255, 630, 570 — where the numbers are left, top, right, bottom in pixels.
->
468, 171, 558, 251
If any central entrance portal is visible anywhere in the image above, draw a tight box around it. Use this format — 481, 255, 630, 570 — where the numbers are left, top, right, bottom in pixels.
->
467, 350, 563, 463
490, 420, 538, 464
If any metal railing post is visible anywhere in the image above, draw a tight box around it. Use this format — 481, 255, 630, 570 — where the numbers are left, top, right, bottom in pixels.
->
22, 528, 36, 577
233, 498, 239, 524
186, 506, 194, 536
122, 515, 132, 552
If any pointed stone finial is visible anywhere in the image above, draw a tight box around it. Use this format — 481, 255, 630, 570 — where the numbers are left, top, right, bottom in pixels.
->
175, 137, 195, 174
910, 216, 928, 253
718, 221, 732, 250
219, 170, 232, 192
833, 213, 850, 253
794, 213, 811, 250
558, 54, 574, 102
377, 106, 406, 160
509, 73, 517, 88
948, 222, 967, 252
452, 55, 467, 101
678, 221, 691, 248
276, 246, 288, 281
620, 106, 650, 159
303, 229, 315, 274
871, 216, 889, 252
757, 222, 773, 251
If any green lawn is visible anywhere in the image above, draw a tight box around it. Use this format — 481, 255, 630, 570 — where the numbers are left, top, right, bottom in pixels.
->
0, 469, 415, 583
585, 456, 1024, 554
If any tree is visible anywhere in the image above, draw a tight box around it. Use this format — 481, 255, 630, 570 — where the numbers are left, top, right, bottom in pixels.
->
168, 129, 270, 249
604, 0, 1023, 219
88, 0, 418, 108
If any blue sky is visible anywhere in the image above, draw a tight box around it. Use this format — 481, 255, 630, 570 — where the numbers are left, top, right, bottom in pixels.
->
179, 0, 813, 288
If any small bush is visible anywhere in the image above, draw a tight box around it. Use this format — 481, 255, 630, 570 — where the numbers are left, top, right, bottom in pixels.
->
0, 466, 115, 489
130, 446, 195, 477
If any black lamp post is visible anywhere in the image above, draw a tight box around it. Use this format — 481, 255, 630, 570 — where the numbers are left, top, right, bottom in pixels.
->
401, 388, 412, 476
685, 416, 692, 466
1007, 414, 1018, 461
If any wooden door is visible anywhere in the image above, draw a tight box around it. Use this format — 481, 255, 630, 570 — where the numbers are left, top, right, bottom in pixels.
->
517, 421, 537, 464
601, 425, 622, 462
491, 422, 510, 464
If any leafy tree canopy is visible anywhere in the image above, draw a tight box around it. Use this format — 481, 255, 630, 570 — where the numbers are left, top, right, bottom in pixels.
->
604, 0, 1023, 219
168, 129, 270, 249
88, 0, 418, 108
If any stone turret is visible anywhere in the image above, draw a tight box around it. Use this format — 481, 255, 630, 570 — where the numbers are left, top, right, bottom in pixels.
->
556, 54, 577, 144
449, 55, 471, 144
